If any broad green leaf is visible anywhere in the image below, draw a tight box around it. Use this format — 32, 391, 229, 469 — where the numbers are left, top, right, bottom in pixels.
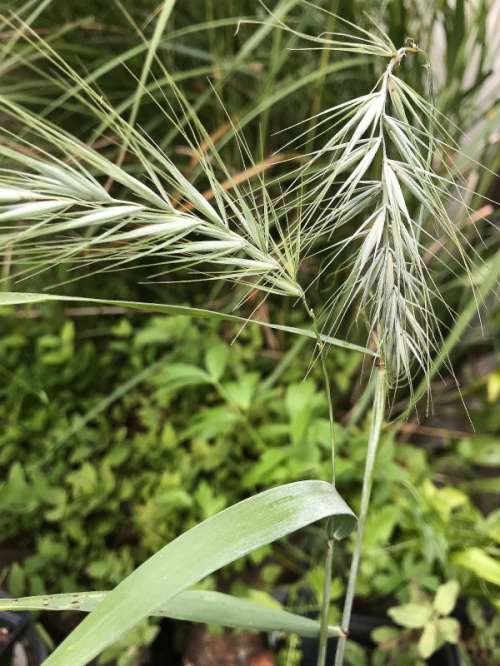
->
452, 548, 500, 585
388, 603, 433, 629
0, 292, 377, 356
0, 589, 342, 638
35, 481, 355, 665
433, 580, 459, 616
418, 619, 439, 659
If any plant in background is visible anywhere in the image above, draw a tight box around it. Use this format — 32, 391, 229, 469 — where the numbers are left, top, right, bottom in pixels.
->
372, 579, 461, 663
0, 2, 497, 665
464, 599, 500, 666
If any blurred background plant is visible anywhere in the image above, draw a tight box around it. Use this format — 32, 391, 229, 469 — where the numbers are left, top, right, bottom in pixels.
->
0, 0, 499, 664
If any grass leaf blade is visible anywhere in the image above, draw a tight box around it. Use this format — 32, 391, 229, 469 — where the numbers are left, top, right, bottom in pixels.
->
36, 480, 355, 665
0, 589, 343, 638
0, 292, 377, 356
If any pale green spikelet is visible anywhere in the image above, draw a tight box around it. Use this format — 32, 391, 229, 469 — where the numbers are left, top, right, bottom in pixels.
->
288, 43, 475, 387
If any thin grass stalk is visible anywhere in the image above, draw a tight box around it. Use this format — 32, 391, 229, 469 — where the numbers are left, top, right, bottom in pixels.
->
113, 0, 178, 173
334, 365, 387, 665
317, 535, 335, 666
302, 299, 337, 666
305, 302, 336, 486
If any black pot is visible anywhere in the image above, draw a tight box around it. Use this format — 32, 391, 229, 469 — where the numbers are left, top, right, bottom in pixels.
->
298, 613, 460, 666
0, 589, 48, 666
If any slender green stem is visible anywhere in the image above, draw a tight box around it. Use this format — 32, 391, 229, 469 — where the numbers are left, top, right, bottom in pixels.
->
304, 303, 336, 485
113, 0, 177, 172
316, 535, 335, 666
334, 366, 387, 666
344, 372, 377, 436
302, 299, 337, 666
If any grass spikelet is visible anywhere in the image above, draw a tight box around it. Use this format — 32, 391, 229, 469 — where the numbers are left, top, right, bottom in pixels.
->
0, 19, 303, 298
286, 41, 480, 388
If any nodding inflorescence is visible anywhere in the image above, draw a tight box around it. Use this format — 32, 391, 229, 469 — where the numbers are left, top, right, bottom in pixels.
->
286, 42, 469, 389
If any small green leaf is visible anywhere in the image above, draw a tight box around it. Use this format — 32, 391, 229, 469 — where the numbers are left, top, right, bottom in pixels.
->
364, 505, 400, 546
35, 483, 67, 506
438, 617, 460, 644
466, 599, 486, 630
418, 620, 438, 659
433, 580, 459, 616
487, 370, 500, 404
7, 563, 26, 598
244, 588, 283, 611
306, 566, 343, 603
157, 363, 211, 387
371, 626, 400, 645
286, 381, 316, 447
345, 639, 367, 666
181, 407, 239, 441
223, 372, 260, 410
485, 509, 500, 544
8, 462, 28, 494
194, 482, 227, 519
204, 344, 229, 380
453, 548, 500, 585
388, 603, 433, 628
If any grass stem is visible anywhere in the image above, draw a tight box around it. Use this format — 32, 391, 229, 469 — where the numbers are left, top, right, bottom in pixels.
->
304, 302, 336, 485
302, 299, 337, 666
316, 535, 335, 666
334, 366, 387, 665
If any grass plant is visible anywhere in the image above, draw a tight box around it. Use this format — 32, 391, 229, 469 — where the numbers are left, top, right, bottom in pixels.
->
0, 1, 498, 665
